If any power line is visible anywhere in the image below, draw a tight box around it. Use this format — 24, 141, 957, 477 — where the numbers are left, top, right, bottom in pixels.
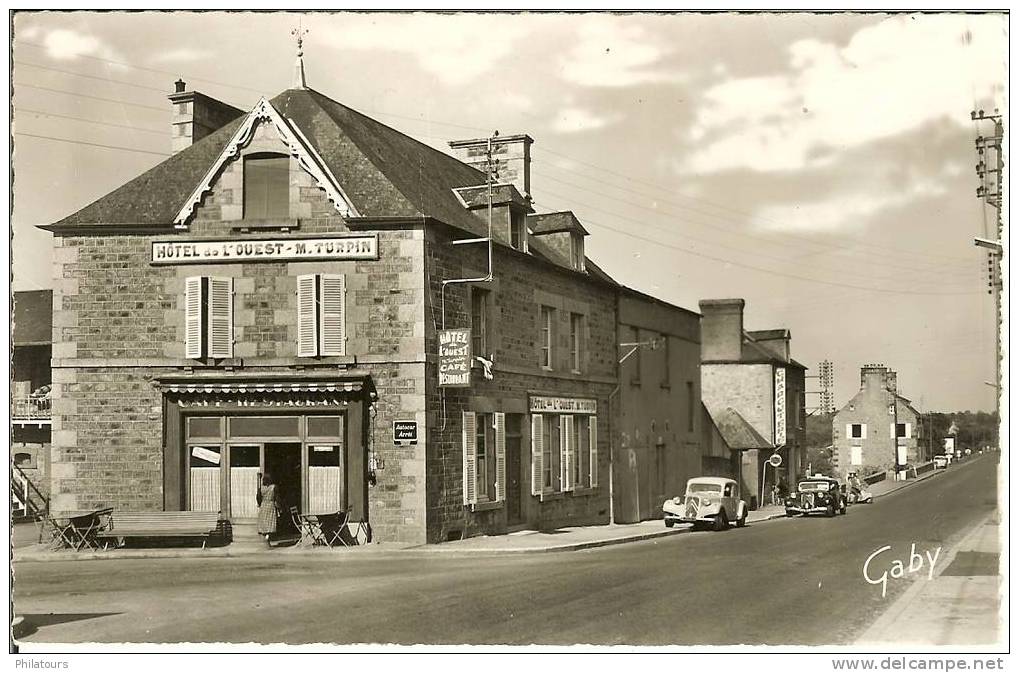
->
534, 168, 976, 281
17, 107, 166, 135
13, 82, 170, 113
533, 202, 979, 297
14, 59, 175, 94
15, 132, 170, 157
533, 150, 975, 268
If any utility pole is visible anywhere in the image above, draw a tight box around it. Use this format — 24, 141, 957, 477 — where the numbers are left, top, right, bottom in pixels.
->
971, 108, 1003, 432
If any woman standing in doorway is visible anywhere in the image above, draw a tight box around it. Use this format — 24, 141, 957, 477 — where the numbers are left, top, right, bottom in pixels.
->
256, 472, 279, 544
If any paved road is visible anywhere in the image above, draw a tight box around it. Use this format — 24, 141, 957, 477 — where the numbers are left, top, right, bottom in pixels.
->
14, 453, 997, 646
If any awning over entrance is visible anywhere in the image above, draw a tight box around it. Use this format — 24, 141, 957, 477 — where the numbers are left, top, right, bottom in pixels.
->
154, 372, 377, 398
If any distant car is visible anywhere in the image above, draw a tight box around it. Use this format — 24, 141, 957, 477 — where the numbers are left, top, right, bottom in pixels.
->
934, 455, 949, 469
785, 476, 846, 517
663, 477, 748, 531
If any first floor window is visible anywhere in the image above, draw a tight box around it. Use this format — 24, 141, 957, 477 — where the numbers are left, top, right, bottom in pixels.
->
297, 274, 346, 357
471, 288, 489, 358
893, 422, 911, 439
540, 305, 555, 369
185, 276, 234, 359
569, 313, 584, 373
849, 423, 866, 440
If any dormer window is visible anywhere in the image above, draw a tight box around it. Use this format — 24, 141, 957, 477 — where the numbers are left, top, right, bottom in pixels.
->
510, 211, 528, 252
570, 234, 585, 272
243, 153, 290, 220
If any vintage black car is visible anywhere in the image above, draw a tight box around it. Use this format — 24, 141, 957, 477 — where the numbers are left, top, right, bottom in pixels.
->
784, 476, 847, 517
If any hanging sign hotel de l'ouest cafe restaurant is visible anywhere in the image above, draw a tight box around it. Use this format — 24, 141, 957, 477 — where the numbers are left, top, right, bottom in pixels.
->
438, 328, 472, 388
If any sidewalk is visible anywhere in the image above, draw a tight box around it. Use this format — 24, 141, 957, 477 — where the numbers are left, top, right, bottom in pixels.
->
857, 513, 1002, 646
12, 468, 940, 563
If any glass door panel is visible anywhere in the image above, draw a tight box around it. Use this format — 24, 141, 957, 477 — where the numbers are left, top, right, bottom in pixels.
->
189, 445, 221, 512
308, 444, 344, 514
230, 444, 261, 519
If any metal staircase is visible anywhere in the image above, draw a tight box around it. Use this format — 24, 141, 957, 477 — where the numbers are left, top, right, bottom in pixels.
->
11, 463, 48, 523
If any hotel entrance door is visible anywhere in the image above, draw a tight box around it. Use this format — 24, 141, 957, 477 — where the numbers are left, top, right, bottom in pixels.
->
265, 443, 301, 530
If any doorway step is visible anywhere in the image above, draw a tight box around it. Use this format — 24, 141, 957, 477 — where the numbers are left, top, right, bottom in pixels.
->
229, 521, 269, 552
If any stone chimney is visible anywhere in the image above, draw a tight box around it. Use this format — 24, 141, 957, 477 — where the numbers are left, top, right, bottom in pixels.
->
699, 298, 745, 362
168, 79, 245, 154
886, 370, 897, 393
860, 364, 888, 391
449, 134, 533, 201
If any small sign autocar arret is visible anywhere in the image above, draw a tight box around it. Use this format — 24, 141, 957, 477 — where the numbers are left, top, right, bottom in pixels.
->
438, 328, 472, 387
393, 421, 418, 445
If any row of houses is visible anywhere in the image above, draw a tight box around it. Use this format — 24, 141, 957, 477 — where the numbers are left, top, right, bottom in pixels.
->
13, 62, 807, 544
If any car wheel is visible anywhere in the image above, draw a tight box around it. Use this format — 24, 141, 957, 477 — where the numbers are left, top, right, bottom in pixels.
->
713, 510, 729, 531
840, 502, 848, 515
736, 510, 747, 527
665, 519, 675, 528
785, 509, 795, 517
826, 503, 835, 517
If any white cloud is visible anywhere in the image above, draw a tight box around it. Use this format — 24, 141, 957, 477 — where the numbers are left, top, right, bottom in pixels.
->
151, 47, 212, 64
755, 177, 947, 233
559, 16, 679, 88
552, 106, 616, 134
319, 14, 528, 86
37, 28, 123, 63
681, 15, 1006, 174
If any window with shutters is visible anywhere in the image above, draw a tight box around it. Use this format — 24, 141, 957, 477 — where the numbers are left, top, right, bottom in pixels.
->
569, 312, 584, 373
894, 422, 910, 439
243, 153, 290, 220
297, 274, 346, 357
471, 288, 489, 358
184, 276, 233, 359
463, 411, 504, 506
850, 423, 865, 440
541, 414, 559, 490
540, 305, 554, 369
532, 413, 597, 495
572, 416, 590, 489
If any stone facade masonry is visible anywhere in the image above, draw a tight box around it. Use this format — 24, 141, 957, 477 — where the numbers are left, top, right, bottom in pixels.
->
46, 116, 622, 544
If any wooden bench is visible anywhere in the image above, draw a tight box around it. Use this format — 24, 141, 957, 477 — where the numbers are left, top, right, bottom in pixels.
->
97, 511, 223, 549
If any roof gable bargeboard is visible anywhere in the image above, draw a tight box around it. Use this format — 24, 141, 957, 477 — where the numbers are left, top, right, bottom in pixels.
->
174, 97, 360, 228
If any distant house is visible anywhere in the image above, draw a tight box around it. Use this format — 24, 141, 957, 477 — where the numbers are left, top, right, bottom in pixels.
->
698, 299, 807, 508
832, 364, 923, 478
13, 289, 53, 514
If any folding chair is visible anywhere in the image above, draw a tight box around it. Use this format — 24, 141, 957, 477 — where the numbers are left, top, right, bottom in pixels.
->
44, 514, 78, 550
65, 508, 113, 550
291, 506, 316, 547
317, 510, 351, 548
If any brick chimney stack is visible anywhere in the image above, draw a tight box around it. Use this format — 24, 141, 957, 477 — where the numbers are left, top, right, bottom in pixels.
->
860, 364, 888, 390
699, 298, 745, 362
449, 134, 533, 201
167, 79, 245, 154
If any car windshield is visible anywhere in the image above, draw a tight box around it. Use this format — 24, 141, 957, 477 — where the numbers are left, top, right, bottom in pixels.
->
798, 481, 831, 492
687, 483, 723, 494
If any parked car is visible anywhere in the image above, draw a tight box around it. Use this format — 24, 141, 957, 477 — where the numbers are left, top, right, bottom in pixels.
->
785, 476, 846, 517
933, 454, 950, 469
663, 477, 748, 531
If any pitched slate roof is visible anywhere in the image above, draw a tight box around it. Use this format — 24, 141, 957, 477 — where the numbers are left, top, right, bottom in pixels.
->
13, 289, 53, 345
44, 87, 490, 234
708, 406, 773, 450
453, 184, 530, 209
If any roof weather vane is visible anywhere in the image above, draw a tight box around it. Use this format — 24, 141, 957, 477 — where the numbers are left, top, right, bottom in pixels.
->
291, 20, 309, 89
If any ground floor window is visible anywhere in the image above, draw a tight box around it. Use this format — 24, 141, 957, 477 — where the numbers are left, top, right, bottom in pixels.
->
531, 412, 598, 495
462, 411, 506, 506
183, 413, 346, 519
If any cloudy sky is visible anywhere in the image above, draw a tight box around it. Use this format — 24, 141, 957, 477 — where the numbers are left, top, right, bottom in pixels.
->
10, 11, 1006, 413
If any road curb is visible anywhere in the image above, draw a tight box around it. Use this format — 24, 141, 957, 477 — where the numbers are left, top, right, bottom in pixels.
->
856, 509, 997, 645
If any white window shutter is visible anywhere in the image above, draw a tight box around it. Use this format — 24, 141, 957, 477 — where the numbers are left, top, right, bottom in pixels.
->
184, 276, 203, 359
861, 423, 868, 440
296, 274, 317, 357
845, 424, 853, 440
905, 423, 912, 439
562, 415, 574, 492
462, 411, 477, 506
319, 273, 346, 356
890, 423, 897, 439
494, 412, 506, 502
559, 415, 571, 492
589, 416, 598, 487
207, 277, 233, 359
531, 414, 544, 496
